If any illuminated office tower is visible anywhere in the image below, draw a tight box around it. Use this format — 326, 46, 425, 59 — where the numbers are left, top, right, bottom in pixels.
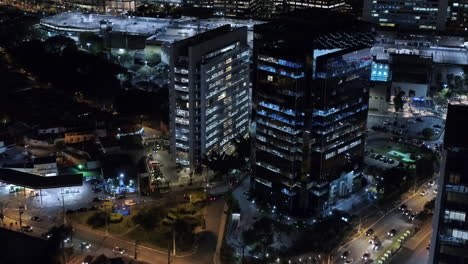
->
168, 25, 250, 170
430, 104, 468, 264
252, 10, 373, 214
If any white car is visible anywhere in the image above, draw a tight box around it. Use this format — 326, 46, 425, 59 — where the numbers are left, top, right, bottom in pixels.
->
113, 247, 126, 255
124, 200, 136, 206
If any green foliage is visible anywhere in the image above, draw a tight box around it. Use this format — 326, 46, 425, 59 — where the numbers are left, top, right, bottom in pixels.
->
87, 212, 106, 228
422, 128, 434, 139
393, 91, 405, 112
109, 213, 123, 223
226, 193, 241, 213
291, 213, 352, 255
132, 204, 167, 229
242, 217, 274, 259
415, 156, 435, 179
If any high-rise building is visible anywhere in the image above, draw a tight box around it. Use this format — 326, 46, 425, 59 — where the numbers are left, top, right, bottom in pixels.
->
446, 0, 468, 33
362, 0, 448, 31
251, 9, 373, 215
168, 25, 250, 170
430, 103, 468, 264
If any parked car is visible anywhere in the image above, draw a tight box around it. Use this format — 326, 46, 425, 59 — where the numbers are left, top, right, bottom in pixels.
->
80, 242, 91, 249
365, 228, 375, 236
113, 247, 126, 255
408, 212, 417, 221
341, 251, 350, 259
124, 200, 137, 206
362, 252, 370, 260
22, 225, 33, 232
387, 229, 397, 237
82, 255, 93, 264
30, 216, 41, 221
398, 204, 407, 211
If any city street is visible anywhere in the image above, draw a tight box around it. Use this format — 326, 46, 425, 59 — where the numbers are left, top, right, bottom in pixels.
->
334, 183, 437, 264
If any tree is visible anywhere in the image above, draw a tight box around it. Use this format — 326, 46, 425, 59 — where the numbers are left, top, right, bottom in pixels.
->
44, 35, 76, 55
243, 217, 274, 259
415, 156, 435, 179
422, 128, 434, 140
132, 205, 167, 229
393, 91, 405, 112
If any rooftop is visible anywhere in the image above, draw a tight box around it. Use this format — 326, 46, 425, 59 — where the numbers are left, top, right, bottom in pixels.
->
40, 12, 264, 42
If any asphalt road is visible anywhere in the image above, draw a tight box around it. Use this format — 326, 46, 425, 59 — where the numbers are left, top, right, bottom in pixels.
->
334, 183, 437, 264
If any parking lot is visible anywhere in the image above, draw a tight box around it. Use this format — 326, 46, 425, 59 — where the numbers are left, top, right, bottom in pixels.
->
368, 114, 444, 140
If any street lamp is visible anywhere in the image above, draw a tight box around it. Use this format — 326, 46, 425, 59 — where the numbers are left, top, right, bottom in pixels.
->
86, 43, 91, 49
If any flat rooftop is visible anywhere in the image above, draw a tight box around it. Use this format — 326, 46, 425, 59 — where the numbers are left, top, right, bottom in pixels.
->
40, 12, 264, 41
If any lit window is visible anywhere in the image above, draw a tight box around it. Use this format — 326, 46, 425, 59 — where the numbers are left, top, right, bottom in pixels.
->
267, 75, 273, 82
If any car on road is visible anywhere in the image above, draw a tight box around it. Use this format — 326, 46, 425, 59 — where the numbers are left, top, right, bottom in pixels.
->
398, 204, 407, 211
345, 259, 354, 264
30, 216, 41, 221
370, 153, 377, 159
433, 188, 438, 194
373, 241, 381, 251
42, 232, 53, 239
22, 225, 33, 232
64, 237, 71, 243
365, 228, 374, 236
369, 236, 378, 244
420, 190, 427, 196
362, 252, 370, 260
408, 212, 417, 221
403, 209, 412, 216
387, 229, 397, 237
80, 242, 91, 249
341, 251, 350, 259
407, 119, 416, 124
82, 255, 93, 264
113, 247, 126, 255
388, 159, 395, 164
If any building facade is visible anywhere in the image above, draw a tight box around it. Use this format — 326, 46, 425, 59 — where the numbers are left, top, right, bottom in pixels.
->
252, 10, 373, 215
430, 104, 468, 264
168, 25, 250, 170
446, 0, 468, 33
362, 0, 448, 31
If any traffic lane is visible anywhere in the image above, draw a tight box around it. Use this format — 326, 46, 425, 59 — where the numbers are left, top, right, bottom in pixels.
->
337, 188, 431, 263
341, 210, 412, 263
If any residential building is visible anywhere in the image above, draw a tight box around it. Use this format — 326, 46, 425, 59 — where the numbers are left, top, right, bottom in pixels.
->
252, 9, 373, 215
362, 0, 448, 31
430, 103, 468, 264
32, 156, 58, 177
168, 25, 250, 170
64, 131, 96, 144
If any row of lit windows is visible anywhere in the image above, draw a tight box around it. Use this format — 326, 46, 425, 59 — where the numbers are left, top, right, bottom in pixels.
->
445, 210, 466, 222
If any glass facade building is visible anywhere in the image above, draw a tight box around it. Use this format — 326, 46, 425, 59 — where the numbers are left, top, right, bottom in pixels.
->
252, 10, 374, 215
362, 0, 447, 31
430, 104, 468, 264
168, 25, 250, 169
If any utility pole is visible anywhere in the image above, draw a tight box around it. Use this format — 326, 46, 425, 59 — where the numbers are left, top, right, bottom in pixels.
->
19, 210, 23, 229
60, 189, 66, 224
167, 240, 171, 264
173, 227, 176, 256
134, 240, 138, 259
